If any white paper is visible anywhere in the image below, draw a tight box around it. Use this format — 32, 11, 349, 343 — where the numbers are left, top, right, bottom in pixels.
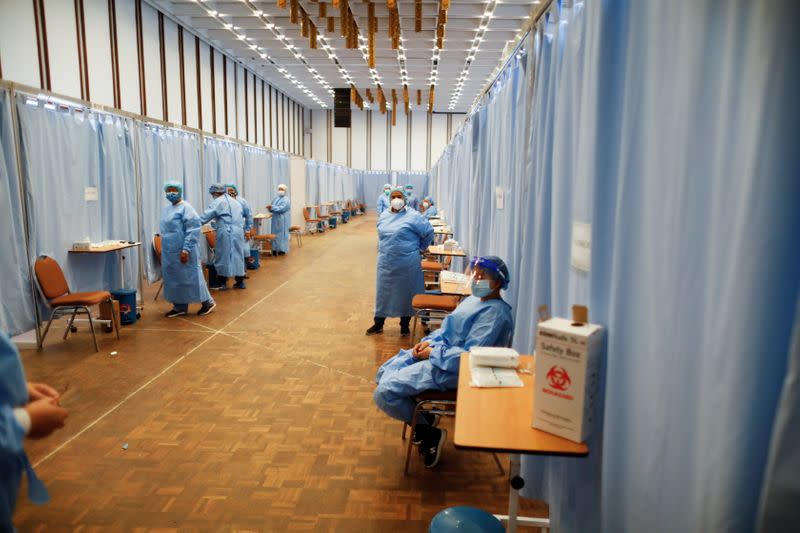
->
571, 221, 591, 272
84, 186, 98, 202
495, 186, 504, 209
470, 366, 523, 388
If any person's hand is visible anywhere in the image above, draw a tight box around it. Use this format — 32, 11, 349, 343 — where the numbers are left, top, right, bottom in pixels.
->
25, 399, 68, 439
413, 341, 432, 359
266, 205, 272, 211
28, 382, 60, 403
180, 250, 189, 263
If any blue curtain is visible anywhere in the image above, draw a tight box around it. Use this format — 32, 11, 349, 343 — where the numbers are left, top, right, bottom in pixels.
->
242, 146, 271, 217
17, 95, 140, 302
433, 1, 800, 531
361, 170, 391, 211
0, 89, 36, 335
137, 124, 203, 282
203, 137, 242, 207
394, 171, 430, 199
306, 160, 363, 207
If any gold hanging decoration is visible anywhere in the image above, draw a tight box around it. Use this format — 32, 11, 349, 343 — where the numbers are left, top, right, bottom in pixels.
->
327, 16, 335, 33
319, 2, 327, 18
301, 11, 309, 37
415, 0, 422, 32
387, 0, 396, 9
333, 0, 340, 6
429, 85, 435, 109
417, 89, 422, 105
310, 23, 317, 48
290, 0, 299, 24
278, 0, 286, 9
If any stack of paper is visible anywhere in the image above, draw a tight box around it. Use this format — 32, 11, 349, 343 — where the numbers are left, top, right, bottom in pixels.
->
469, 347, 523, 388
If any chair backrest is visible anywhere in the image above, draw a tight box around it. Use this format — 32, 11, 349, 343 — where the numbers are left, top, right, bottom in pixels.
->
205, 230, 216, 249
303, 206, 317, 221
34, 255, 70, 300
152, 234, 162, 258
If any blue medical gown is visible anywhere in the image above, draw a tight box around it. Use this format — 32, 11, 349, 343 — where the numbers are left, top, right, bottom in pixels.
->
159, 202, 212, 305
406, 193, 419, 211
270, 195, 291, 253
236, 196, 254, 264
1, 332, 48, 527
374, 296, 514, 423
425, 205, 438, 218
375, 208, 434, 317
200, 195, 246, 277
376, 194, 389, 214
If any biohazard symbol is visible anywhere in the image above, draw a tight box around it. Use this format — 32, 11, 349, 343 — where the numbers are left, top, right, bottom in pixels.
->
546, 365, 571, 391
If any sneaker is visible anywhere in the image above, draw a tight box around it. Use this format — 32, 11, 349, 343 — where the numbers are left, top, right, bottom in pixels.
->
165, 308, 187, 318
277, 251, 286, 256
411, 415, 440, 445
197, 301, 216, 316
209, 285, 228, 291
422, 428, 447, 468
365, 324, 384, 336
233, 282, 246, 289
400, 325, 411, 337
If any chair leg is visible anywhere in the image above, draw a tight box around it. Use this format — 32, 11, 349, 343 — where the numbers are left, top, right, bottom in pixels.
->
40, 310, 58, 349
63, 308, 79, 339
492, 453, 506, 475
110, 298, 121, 340
411, 315, 418, 342
154, 281, 163, 302
404, 403, 423, 475
85, 306, 99, 352
402, 422, 408, 440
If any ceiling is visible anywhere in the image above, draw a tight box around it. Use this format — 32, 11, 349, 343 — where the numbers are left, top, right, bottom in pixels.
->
150, 0, 539, 113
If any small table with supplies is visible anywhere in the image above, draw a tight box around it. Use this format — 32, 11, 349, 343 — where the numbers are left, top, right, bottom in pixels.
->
454, 354, 589, 533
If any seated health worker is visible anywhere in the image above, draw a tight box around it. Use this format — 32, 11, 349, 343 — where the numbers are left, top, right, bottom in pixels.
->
367, 188, 434, 337
373, 256, 513, 468
201, 183, 246, 290
1, 331, 68, 528
421, 196, 438, 218
160, 182, 216, 317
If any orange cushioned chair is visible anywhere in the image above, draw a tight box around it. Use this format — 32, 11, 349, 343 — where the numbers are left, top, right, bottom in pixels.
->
34, 255, 120, 352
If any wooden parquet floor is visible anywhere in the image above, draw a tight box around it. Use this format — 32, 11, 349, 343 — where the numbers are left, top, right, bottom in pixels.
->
14, 214, 547, 532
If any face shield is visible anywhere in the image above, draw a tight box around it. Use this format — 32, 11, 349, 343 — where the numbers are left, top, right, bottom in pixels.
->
464, 256, 509, 291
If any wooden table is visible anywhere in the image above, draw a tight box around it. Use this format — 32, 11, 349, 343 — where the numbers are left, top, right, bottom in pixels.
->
428, 244, 466, 258
455, 354, 588, 532
69, 241, 141, 289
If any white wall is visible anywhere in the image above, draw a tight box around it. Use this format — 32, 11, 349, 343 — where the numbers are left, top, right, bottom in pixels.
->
0, 0, 308, 156
0, 0, 39, 88
306, 107, 464, 171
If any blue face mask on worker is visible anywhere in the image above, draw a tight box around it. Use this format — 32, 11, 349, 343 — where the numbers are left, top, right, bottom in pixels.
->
165, 191, 181, 204
471, 279, 494, 298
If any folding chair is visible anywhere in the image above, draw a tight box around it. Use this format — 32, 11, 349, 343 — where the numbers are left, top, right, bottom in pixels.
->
303, 206, 322, 234
410, 294, 460, 342
34, 255, 121, 352
289, 226, 303, 247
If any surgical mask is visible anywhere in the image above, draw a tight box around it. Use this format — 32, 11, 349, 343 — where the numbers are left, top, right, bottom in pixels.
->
166, 192, 181, 203
422, 202, 430, 209
278, 190, 286, 196
471, 279, 494, 298
390, 198, 405, 210
384, 190, 391, 196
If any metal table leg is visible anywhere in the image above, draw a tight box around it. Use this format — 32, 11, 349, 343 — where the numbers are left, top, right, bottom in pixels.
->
494, 453, 551, 533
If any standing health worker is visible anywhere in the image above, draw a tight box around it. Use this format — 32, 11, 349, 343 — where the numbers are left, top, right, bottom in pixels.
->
376, 183, 391, 214
226, 184, 253, 276
404, 184, 419, 211
1, 331, 68, 527
366, 188, 434, 336
267, 184, 291, 256
160, 182, 216, 317
201, 183, 246, 290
